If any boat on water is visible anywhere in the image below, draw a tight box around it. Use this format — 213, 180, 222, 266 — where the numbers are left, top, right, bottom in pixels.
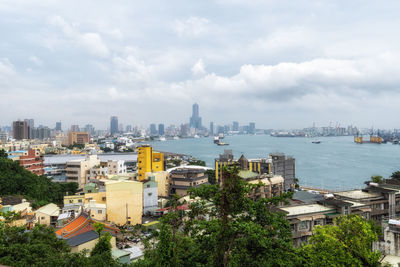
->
311, 140, 321, 144
173, 136, 180, 140
217, 142, 229, 146
159, 137, 166, 141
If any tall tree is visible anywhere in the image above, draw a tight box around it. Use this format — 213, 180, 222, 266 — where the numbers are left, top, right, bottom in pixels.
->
299, 215, 381, 266
135, 165, 296, 266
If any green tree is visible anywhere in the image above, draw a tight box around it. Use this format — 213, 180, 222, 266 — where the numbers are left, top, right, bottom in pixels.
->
371, 175, 383, 183
205, 169, 216, 184
93, 222, 105, 237
90, 232, 118, 267
135, 165, 296, 267
391, 171, 400, 179
188, 159, 206, 166
0, 155, 78, 205
0, 149, 7, 159
299, 215, 381, 267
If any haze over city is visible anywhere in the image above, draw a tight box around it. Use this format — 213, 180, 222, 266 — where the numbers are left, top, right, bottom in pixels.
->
2, 1, 400, 129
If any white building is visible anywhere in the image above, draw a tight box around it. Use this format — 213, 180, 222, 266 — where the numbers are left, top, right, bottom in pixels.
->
87, 160, 127, 180
66, 155, 100, 188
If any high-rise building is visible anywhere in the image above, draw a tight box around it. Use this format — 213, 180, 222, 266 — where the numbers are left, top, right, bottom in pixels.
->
71, 125, 80, 132
110, 116, 119, 135
158, 124, 165, 136
0, 131, 7, 144
84, 124, 95, 136
232, 121, 239, 132
13, 120, 29, 140
150, 124, 157, 136
68, 131, 90, 146
210, 122, 214, 135
56, 121, 62, 131
34, 126, 51, 140
126, 125, 132, 133
189, 103, 202, 129
249, 122, 256, 134
269, 153, 295, 191
137, 145, 164, 181
24, 119, 34, 139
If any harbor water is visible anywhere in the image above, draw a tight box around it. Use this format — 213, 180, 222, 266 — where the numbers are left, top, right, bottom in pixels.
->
149, 135, 400, 191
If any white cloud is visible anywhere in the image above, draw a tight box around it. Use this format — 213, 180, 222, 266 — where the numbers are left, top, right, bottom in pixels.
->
28, 56, 43, 66
173, 17, 210, 38
81, 33, 110, 57
191, 58, 206, 77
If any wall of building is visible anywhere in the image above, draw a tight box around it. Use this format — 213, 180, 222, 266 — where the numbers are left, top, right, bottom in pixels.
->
146, 171, 169, 197
106, 181, 143, 225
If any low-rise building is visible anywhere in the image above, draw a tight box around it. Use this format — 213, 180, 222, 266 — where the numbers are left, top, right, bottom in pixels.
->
145, 171, 169, 197
169, 167, 209, 197
35, 203, 60, 226
56, 212, 118, 253
142, 176, 158, 214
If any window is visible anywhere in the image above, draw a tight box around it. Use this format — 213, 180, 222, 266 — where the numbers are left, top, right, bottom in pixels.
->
299, 221, 309, 230
78, 199, 82, 203
102, 197, 106, 201
147, 185, 150, 188
344, 206, 349, 215
41, 217, 45, 220
69, 200, 73, 203
313, 220, 322, 226
97, 210, 102, 214
148, 193, 152, 196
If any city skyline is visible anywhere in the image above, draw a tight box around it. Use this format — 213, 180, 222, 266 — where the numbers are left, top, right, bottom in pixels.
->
2, 1, 400, 128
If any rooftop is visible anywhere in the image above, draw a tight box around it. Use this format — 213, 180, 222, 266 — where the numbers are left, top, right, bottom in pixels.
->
280, 204, 335, 216
36, 203, 59, 216
292, 191, 324, 204
66, 230, 98, 246
238, 170, 259, 180
334, 190, 381, 200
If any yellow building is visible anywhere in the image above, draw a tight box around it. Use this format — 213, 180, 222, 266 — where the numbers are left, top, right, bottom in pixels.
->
64, 194, 85, 205
105, 180, 143, 225
138, 145, 164, 181
215, 153, 271, 183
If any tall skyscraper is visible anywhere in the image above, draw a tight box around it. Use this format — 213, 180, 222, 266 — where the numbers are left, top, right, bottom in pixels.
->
249, 122, 256, 134
210, 122, 214, 135
158, 124, 165, 136
24, 119, 34, 139
232, 121, 239, 132
110, 116, 118, 135
56, 121, 62, 131
126, 125, 132, 133
150, 124, 158, 136
189, 103, 202, 129
71, 125, 80, 132
84, 124, 95, 136
13, 120, 29, 140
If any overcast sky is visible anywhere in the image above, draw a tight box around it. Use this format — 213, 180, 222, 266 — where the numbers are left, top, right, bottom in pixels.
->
1, 0, 400, 130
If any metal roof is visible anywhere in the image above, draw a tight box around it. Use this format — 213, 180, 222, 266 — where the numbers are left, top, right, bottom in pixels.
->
66, 230, 99, 246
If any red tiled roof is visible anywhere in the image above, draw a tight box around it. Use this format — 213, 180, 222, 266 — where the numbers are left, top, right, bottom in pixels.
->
56, 212, 119, 239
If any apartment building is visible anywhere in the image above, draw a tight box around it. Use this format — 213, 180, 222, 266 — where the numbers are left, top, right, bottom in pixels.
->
269, 153, 296, 191
66, 155, 100, 187
137, 145, 164, 181
169, 167, 209, 197
68, 131, 90, 146
8, 149, 44, 175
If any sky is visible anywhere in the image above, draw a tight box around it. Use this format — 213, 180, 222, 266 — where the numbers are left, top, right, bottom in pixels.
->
1, 0, 400, 130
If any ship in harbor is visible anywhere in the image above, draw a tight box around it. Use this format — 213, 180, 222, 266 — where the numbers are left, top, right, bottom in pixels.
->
354, 135, 383, 144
